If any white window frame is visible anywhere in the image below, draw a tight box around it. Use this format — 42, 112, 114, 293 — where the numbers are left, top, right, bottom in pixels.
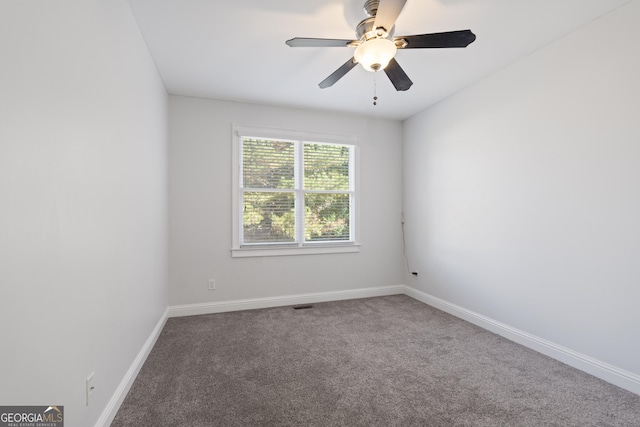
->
232, 124, 360, 258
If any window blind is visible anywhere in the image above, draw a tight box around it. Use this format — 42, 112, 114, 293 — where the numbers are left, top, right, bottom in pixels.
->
238, 136, 354, 247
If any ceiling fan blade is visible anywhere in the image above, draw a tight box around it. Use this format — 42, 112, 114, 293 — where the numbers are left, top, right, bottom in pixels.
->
384, 57, 413, 91
373, 0, 407, 34
396, 30, 476, 49
319, 57, 358, 89
286, 38, 355, 48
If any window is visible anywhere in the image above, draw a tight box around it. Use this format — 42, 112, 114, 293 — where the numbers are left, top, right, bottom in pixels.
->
232, 125, 359, 257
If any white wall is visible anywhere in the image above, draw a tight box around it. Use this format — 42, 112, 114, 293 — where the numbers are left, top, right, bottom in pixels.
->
403, 0, 640, 379
0, 1, 168, 426
169, 96, 404, 306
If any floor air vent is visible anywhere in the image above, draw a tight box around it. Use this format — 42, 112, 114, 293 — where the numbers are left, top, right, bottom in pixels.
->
293, 304, 313, 310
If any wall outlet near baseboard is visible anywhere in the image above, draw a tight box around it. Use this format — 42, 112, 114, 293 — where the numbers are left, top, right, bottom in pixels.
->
86, 372, 95, 405
208, 279, 216, 290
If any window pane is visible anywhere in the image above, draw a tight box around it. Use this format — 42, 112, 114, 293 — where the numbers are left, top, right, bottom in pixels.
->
304, 143, 350, 191
243, 138, 294, 189
243, 192, 295, 243
305, 193, 350, 241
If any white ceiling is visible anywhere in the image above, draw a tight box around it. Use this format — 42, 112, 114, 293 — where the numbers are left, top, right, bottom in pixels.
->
127, 0, 630, 120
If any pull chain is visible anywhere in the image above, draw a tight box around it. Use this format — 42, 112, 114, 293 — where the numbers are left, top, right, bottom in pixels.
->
373, 72, 378, 106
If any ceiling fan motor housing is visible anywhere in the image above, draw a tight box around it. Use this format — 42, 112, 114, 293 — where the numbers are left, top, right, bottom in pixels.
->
356, 16, 394, 41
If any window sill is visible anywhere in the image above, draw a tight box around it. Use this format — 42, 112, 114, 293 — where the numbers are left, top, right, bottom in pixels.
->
231, 244, 361, 258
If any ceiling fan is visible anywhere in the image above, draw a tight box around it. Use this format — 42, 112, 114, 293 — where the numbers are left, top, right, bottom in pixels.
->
286, 0, 476, 92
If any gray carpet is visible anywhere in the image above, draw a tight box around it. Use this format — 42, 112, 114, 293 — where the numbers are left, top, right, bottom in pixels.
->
112, 295, 640, 426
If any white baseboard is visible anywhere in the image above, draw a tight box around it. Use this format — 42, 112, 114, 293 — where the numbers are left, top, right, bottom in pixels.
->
402, 285, 640, 396
94, 308, 169, 427
168, 285, 405, 318
99, 284, 639, 426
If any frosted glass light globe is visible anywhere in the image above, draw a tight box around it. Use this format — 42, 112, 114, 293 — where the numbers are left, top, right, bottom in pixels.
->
354, 38, 397, 72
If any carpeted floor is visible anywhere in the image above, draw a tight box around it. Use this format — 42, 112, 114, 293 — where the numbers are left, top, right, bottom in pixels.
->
112, 295, 640, 426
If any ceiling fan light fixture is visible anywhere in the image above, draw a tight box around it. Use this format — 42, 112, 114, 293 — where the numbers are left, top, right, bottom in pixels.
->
286, 0, 476, 91
354, 37, 397, 72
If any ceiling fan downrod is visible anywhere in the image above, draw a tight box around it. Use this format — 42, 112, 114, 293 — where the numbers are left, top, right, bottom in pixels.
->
363, 0, 380, 17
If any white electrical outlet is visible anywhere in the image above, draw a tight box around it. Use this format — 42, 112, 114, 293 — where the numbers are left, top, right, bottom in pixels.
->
86, 372, 95, 406
208, 279, 216, 290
